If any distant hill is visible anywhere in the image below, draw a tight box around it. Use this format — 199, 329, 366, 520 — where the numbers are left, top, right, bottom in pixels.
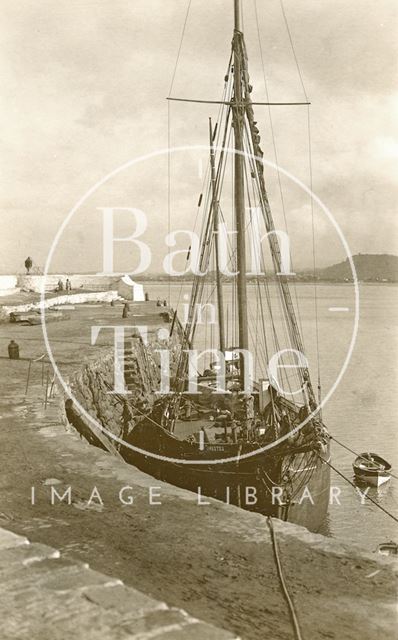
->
316, 254, 398, 282
104, 254, 398, 283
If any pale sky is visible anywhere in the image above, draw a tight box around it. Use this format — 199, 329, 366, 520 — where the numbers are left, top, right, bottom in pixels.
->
1, 0, 397, 274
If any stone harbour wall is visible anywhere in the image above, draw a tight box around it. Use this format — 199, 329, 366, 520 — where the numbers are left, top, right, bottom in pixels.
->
0, 527, 238, 640
1, 291, 119, 320
65, 330, 180, 452
18, 274, 119, 293
0, 275, 18, 295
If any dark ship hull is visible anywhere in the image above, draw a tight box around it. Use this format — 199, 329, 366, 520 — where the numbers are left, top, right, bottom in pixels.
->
120, 417, 331, 533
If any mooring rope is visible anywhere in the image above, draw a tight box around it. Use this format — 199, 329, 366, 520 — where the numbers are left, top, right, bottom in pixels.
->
318, 454, 398, 524
267, 516, 304, 640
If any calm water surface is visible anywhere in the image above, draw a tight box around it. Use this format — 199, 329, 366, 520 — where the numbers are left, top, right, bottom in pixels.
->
148, 281, 398, 550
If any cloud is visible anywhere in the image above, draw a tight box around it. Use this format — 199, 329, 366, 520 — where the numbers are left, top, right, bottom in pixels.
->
0, 0, 396, 273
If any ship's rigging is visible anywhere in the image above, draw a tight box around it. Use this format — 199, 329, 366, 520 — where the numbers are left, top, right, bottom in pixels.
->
111, 0, 332, 534
166, 0, 319, 428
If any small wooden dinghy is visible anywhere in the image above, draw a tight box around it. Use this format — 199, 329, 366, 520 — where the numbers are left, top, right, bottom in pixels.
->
377, 541, 398, 557
353, 452, 391, 487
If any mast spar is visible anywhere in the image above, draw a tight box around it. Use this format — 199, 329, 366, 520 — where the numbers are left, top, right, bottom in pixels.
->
233, 0, 249, 384
209, 118, 226, 354
231, 0, 316, 405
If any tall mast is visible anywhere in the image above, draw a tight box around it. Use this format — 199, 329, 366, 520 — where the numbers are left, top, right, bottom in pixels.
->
233, 0, 249, 381
209, 118, 226, 353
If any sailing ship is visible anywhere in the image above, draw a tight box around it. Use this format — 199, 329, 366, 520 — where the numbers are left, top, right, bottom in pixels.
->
122, 0, 331, 532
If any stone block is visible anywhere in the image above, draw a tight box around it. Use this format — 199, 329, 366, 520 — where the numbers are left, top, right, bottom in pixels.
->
120, 608, 191, 636
0, 557, 84, 584
83, 583, 166, 617
42, 566, 122, 593
157, 621, 239, 639
0, 543, 59, 569
0, 528, 29, 550
23, 556, 82, 574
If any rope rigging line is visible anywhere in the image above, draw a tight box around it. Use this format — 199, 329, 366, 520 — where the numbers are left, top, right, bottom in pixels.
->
167, 100, 172, 304
242, 147, 269, 374
243, 127, 302, 398
243, 126, 294, 360
173, 64, 235, 371
167, 0, 192, 98
247, 150, 307, 390
288, 452, 319, 502
277, 1, 321, 398
242, 138, 298, 397
253, 0, 306, 352
318, 454, 398, 524
170, 65, 233, 338
307, 104, 322, 404
167, 0, 192, 307
267, 516, 304, 640
198, 205, 296, 391
279, 0, 309, 103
